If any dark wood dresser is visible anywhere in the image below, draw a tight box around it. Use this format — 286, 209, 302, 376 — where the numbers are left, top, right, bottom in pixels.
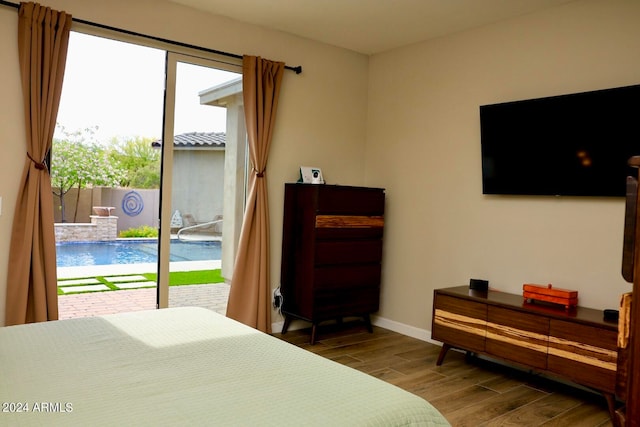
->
280, 184, 385, 343
432, 286, 621, 421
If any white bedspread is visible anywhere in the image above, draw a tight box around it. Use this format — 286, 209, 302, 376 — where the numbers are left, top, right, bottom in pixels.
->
0, 307, 449, 426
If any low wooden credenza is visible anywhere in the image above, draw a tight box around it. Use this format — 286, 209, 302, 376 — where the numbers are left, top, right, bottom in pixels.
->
432, 286, 620, 420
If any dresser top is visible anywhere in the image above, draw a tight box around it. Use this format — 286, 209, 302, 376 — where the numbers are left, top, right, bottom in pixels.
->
286, 183, 385, 192
436, 286, 617, 330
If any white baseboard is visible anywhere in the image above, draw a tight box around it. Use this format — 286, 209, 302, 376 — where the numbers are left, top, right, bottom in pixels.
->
271, 317, 306, 334
271, 319, 287, 333
272, 315, 443, 348
370, 315, 441, 345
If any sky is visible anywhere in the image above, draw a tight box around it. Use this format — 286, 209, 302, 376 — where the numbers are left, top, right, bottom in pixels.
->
55, 32, 241, 144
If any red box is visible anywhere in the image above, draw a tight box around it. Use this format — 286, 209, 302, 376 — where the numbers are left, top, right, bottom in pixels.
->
523, 283, 578, 310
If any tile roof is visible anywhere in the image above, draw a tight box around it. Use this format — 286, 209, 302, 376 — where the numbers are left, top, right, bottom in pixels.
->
152, 132, 225, 148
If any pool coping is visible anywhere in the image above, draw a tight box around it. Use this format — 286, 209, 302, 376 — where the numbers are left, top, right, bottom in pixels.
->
57, 260, 222, 279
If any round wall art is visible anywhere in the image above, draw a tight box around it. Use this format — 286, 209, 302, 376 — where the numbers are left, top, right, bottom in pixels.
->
122, 191, 144, 216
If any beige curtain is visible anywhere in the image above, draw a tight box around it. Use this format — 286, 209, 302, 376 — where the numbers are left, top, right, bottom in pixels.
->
226, 56, 285, 333
5, 2, 71, 325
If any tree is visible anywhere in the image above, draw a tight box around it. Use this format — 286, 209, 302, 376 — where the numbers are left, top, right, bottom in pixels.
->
51, 126, 125, 222
108, 136, 161, 188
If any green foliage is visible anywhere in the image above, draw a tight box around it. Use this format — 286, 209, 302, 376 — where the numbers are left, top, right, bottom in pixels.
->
108, 136, 161, 188
51, 126, 162, 221
52, 125, 126, 189
51, 125, 126, 221
118, 225, 159, 238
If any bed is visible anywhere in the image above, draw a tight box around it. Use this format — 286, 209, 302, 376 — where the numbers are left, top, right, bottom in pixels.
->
0, 307, 449, 426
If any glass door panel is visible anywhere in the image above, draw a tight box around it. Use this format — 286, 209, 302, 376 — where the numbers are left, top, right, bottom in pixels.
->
54, 32, 164, 319
159, 52, 241, 314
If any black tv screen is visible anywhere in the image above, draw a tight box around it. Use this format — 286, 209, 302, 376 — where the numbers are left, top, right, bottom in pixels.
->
480, 84, 640, 197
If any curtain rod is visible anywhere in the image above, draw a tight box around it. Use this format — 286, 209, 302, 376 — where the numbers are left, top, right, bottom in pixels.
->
0, 0, 302, 74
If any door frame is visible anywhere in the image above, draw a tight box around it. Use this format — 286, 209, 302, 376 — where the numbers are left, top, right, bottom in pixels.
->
157, 52, 242, 308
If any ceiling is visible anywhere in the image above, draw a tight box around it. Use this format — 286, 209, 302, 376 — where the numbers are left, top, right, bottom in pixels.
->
169, 0, 576, 55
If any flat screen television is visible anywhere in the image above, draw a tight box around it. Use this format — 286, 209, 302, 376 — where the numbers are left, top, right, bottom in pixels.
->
480, 84, 640, 197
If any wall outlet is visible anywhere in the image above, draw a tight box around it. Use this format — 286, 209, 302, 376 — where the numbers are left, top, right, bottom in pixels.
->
273, 287, 282, 309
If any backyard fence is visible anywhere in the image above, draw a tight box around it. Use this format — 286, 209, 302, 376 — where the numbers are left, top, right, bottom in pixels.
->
53, 187, 159, 235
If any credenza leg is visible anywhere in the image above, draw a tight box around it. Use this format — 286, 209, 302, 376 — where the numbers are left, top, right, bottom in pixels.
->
436, 343, 452, 366
310, 323, 318, 345
603, 393, 619, 426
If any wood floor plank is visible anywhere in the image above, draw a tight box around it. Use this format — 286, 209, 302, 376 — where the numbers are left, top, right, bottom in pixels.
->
394, 345, 442, 361
483, 393, 581, 426
443, 385, 547, 425
411, 368, 503, 401
347, 354, 414, 374
427, 384, 499, 415
367, 367, 407, 382
325, 354, 362, 367
348, 339, 431, 362
538, 401, 612, 426
480, 373, 530, 393
387, 369, 448, 390
385, 355, 442, 375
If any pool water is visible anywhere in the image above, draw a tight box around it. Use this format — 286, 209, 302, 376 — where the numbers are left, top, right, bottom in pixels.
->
56, 240, 221, 267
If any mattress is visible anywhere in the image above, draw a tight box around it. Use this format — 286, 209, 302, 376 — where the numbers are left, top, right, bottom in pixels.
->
0, 307, 449, 426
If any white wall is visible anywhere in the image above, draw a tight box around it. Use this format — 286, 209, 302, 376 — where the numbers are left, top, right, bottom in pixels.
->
0, 0, 369, 325
0, 8, 24, 327
366, 0, 640, 332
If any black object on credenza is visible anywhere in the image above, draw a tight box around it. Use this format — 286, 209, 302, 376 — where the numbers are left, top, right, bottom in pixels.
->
279, 183, 385, 344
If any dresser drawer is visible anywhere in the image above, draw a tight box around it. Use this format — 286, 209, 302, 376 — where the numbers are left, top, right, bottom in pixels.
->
313, 287, 380, 318
315, 240, 383, 265
316, 187, 384, 215
313, 264, 381, 290
432, 294, 487, 353
486, 306, 549, 369
547, 319, 617, 393
315, 226, 384, 240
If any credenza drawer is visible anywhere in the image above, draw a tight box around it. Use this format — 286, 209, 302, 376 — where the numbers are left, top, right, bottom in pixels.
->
432, 294, 487, 353
548, 320, 617, 393
486, 306, 549, 370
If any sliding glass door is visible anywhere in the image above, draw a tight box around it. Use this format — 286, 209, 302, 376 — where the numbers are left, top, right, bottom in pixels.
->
54, 33, 244, 320
158, 52, 242, 312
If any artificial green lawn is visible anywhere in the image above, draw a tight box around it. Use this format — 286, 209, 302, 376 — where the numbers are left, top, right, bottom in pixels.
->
143, 269, 224, 285
57, 269, 224, 295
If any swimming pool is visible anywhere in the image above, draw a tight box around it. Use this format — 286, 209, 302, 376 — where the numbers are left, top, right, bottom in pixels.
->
56, 240, 221, 267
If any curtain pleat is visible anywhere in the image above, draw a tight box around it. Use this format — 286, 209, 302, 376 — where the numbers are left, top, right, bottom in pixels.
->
226, 55, 284, 333
5, 2, 71, 325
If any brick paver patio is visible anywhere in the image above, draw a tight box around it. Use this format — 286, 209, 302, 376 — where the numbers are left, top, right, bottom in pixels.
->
57, 259, 228, 320
58, 283, 230, 320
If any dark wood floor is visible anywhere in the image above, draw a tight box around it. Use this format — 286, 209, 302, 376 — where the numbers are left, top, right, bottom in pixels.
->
274, 321, 614, 427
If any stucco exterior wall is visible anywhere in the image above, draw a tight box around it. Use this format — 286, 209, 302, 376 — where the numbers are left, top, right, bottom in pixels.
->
171, 149, 224, 224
